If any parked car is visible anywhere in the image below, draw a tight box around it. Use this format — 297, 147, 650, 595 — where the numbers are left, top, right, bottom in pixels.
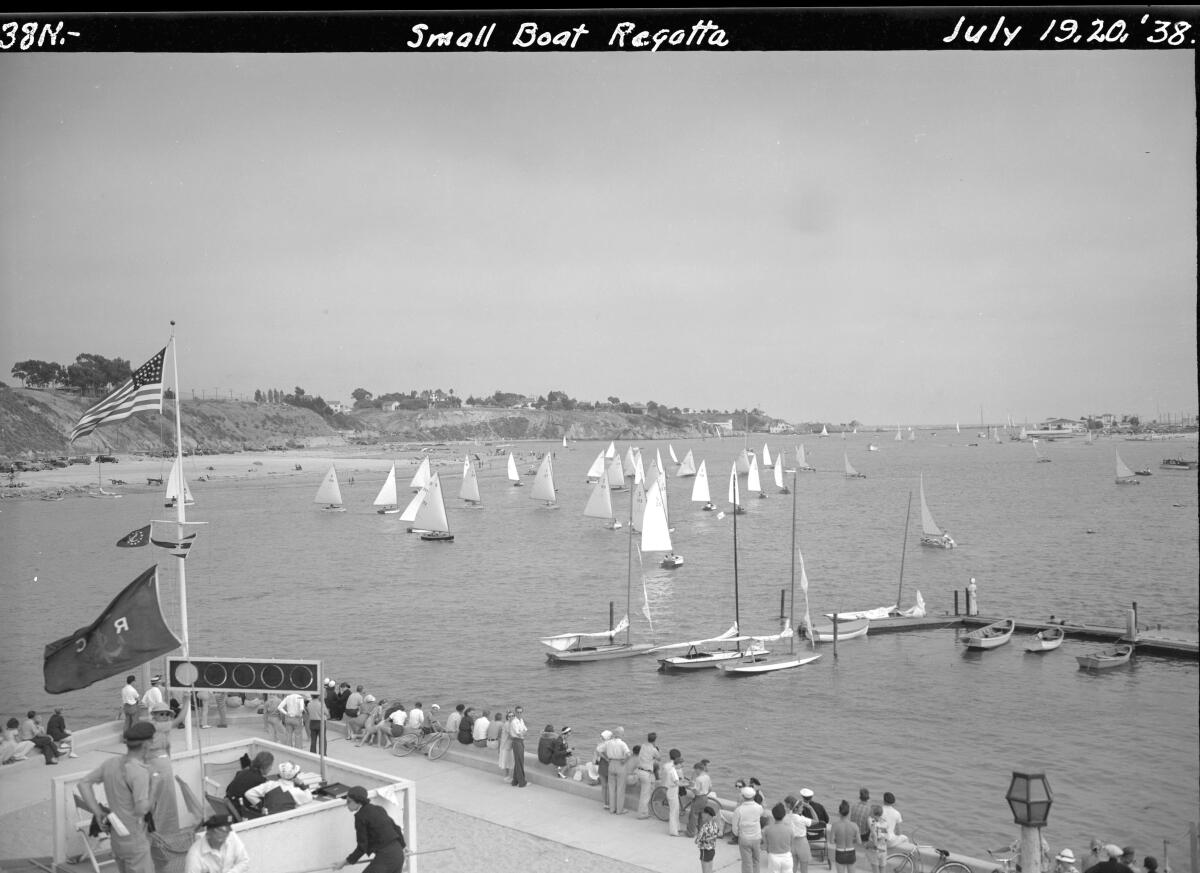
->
96, 454, 119, 463
68, 456, 92, 465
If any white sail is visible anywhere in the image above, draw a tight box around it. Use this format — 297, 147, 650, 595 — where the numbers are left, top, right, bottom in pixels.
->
919, 474, 944, 538
507, 452, 520, 483
165, 458, 195, 506
819, 425, 829, 437
774, 457, 785, 489
583, 473, 615, 521
668, 444, 679, 464
796, 444, 813, 470
676, 449, 696, 478
541, 615, 628, 651
727, 464, 741, 507
531, 454, 556, 503
909, 428, 916, 442
649, 624, 743, 653
895, 426, 903, 441
586, 451, 606, 480
410, 457, 432, 491
844, 453, 861, 478
606, 455, 625, 489
624, 446, 638, 479
691, 460, 711, 503
747, 455, 763, 493
373, 464, 398, 509
762, 444, 773, 468
399, 487, 425, 522
1115, 451, 1137, 483
604, 441, 617, 459
640, 479, 673, 552
735, 449, 751, 474
562, 435, 569, 448
459, 456, 480, 504
631, 480, 647, 530
632, 449, 645, 484
314, 465, 343, 506
412, 472, 451, 534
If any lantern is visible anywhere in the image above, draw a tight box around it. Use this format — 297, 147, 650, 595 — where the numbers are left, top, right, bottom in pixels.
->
1005, 771, 1053, 827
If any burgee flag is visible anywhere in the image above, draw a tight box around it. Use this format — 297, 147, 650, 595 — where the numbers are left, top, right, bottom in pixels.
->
150, 530, 198, 558
43, 566, 181, 694
116, 525, 151, 548
70, 347, 166, 441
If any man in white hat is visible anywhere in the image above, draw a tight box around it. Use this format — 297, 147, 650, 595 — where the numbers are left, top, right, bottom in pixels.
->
139, 676, 164, 722
1055, 849, 1081, 873
731, 784, 765, 873
243, 761, 313, 816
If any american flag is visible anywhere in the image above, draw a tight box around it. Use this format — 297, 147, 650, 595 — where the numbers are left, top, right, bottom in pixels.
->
70, 347, 166, 441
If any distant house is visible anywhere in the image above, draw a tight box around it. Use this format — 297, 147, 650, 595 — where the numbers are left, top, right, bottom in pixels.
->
769, 422, 795, 434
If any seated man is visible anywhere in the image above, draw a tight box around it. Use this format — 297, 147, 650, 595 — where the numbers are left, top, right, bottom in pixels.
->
225, 751, 274, 819
242, 761, 313, 816
18, 711, 59, 765
45, 708, 79, 758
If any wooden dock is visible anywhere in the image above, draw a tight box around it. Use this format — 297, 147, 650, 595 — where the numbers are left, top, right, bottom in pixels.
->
868, 614, 1198, 660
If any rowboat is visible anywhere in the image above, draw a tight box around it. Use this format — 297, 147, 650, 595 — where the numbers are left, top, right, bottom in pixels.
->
1024, 626, 1065, 653
803, 616, 870, 643
1076, 644, 1134, 670
961, 618, 1015, 650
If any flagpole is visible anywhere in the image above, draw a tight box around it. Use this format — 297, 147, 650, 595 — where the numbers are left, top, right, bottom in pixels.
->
169, 323, 194, 751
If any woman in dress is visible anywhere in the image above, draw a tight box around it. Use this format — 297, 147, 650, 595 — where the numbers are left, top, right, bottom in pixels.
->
497, 710, 514, 780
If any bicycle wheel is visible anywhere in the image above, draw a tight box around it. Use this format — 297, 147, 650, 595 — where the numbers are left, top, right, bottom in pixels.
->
392, 734, 419, 757
886, 853, 916, 873
426, 734, 452, 760
936, 862, 974, 873
650, 786, 670, 821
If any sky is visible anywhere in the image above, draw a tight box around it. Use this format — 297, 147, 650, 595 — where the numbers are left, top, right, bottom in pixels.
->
1, 13, 1196, 427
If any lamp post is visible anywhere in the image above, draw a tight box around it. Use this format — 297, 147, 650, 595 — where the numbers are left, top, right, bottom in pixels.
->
1006, 772, 1053, 873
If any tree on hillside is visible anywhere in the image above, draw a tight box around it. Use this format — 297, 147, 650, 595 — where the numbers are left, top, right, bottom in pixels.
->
11, 360, 66, 389
65, 354, 131, 396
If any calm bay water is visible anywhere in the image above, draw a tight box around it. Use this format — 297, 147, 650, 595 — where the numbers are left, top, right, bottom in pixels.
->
2, 433, 1197, 857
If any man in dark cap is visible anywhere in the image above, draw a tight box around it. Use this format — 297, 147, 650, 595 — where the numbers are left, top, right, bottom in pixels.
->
77, 721, 156, 873
183, 814, 249, 873
333, 786, 408, 873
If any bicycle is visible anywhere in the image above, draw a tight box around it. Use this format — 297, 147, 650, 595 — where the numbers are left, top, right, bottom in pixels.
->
390, 727, 452, 760
885, 831, 974, 873
650, 781, 721, 829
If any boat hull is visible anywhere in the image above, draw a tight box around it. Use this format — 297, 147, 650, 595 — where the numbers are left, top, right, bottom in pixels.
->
419, 532, 454, 542
920, 535, 956, 549
962, 619, 1015, 650
1076, 645, 1133, 670
545, 643, 656, 664
658, 649, 747, 671
1025, 629, 1065, 652
721, 653, 822, 675
805, 618, 870, 643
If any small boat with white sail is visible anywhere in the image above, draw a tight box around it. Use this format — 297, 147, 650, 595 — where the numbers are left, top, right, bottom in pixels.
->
676, 449, 697, 478
918, 474, 955, 549
414, 472, 454, 541
164, 457, 194, 508
843, 453, 866, 479
961, 618, 1015, 650
1115, 451, 1140, 485
654, 624, 751, 671
1025, 626, 1065, 653
748, 454, 767, 499
691, 460, 715, 511
459, 456, 481, 506
585, 450, 606, 483
773, 455, 789, 494
314, 464, 345, 512
410, 456, 432, 491
507, 452, 523, 487
583, 469, 621, 530
795, 444, 815, 472
531, 453, 558, 507
373, 463, 400, 514
1032, 439, 1052, 463
642, 479, 681, 568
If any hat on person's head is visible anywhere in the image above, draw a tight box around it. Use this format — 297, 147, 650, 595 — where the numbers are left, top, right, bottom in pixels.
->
800, 788, 814, 798
346, 786, 370, 805
431, 704, 440, 711
600, 730, 613, 740
741, 786, 757, 799
150, 702, 172, 713
124, 721, 156, 742
278, 762, 301, 780
1057, 850, 1077, 863
201, 814, 234, 830
324, 678, 335, 686
365, 694, 376, 702
561, 726, 572, 735
1104, 846, 1124, 860
150, 675, 162, 684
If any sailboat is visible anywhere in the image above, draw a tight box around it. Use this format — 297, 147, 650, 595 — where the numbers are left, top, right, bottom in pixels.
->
895, 425, 903, 442
653, 623, 749, 671
747, 454, 767, 499
562, 434, 570, 450
373, 463, 400, 514
507, 452, 523, 487
773, 455, 789, 494
735, 449, 752, 475
844, 453, 866, 479
762, 444, 773, 468
668, 444, 679, 464
909, 428, 916, 442
832, 491, 926, 620
583, 469, 621, 529
676, 449, 697, 478
1032, 439, 1052, 463
413, 472, 454, 541
531, 453, 558, 507
642, 479, 682, 568
795, 444, 815, 472
410, 457, 432, 491
722, 470, 819, 675
606, 455, 627, 491
164, 457, 194, 508
918, 474, 955, 549
726, 459, 746, 515
585, 450, 606, 482
799, 548, 870, 643
542, 480, 656, 662
459, 456, 481, 505
1115, 450, 1141, 486
691, 460, 715, 511
623, 446, 639, 480
819, 425, 829, 437
314, 465, 345, 512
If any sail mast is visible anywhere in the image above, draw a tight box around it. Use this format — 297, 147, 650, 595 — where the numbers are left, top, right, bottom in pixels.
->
732, 466, 741, 652
626, 479, 634, 645
789, 470, 797, 655
896, 490, 912, 609
168, 323, 193, 750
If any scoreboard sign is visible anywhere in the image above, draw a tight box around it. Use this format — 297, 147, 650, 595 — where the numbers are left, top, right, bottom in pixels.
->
166, 657, 321, 696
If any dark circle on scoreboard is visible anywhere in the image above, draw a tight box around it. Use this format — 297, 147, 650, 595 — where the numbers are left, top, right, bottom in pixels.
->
260, 664, 285, 689
232, 663, 257, 688
203, 663, 228, 686
289, 665, 314, 691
